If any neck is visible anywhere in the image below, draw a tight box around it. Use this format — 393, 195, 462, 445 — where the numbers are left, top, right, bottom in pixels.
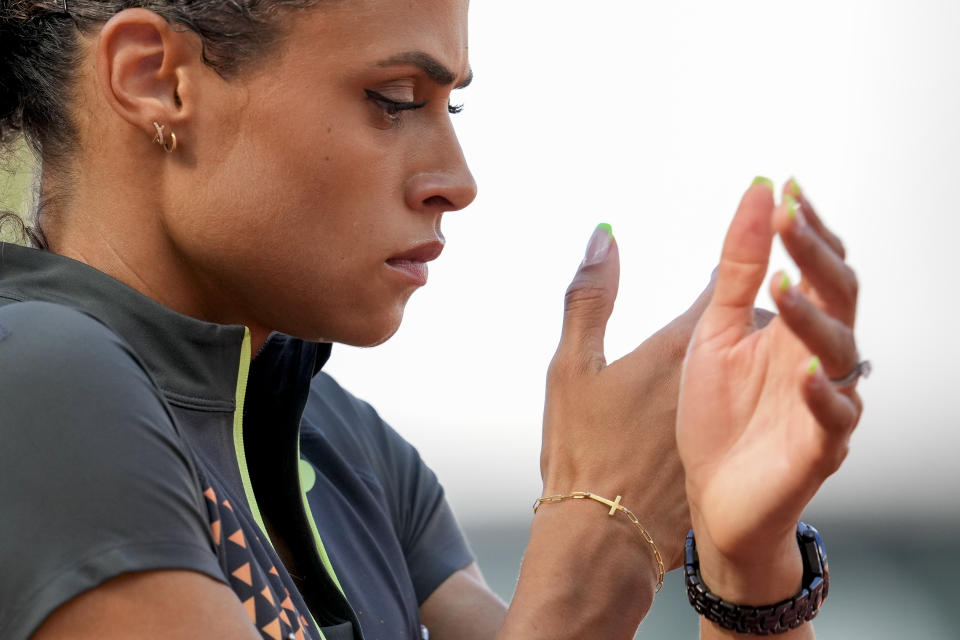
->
43, 180, 274, 354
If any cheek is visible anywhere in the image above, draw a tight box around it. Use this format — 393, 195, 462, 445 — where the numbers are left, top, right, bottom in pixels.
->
171, 97, 413, 342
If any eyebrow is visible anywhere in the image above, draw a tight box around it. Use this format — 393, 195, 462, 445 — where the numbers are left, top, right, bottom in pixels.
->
374, 51, 473, 89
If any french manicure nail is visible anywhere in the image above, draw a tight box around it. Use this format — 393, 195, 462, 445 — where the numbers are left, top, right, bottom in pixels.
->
788, 177, 802, 198
779, 272, 791, 292
784, 194, 804, 225
752, 176, 774, 190
583, 223, 613, 266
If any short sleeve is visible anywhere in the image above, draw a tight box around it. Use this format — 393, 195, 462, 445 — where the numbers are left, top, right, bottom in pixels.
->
385, 427, 476, 604
0, 302, 227, 639
310, 373, 475, 603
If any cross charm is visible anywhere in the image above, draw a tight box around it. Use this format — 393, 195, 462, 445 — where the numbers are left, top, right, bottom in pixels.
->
590, 493, 622, 516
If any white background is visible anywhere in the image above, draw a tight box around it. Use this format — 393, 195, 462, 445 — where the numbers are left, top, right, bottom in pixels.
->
325, 0, 960, 530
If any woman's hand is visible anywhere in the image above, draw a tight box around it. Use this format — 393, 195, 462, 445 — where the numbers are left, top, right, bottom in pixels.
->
500, 224, 722, 639
677, 178, 863, 613
540, 225, 715, 573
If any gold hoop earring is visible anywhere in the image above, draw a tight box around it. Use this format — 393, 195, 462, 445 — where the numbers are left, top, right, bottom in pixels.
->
152, 121, 178, 153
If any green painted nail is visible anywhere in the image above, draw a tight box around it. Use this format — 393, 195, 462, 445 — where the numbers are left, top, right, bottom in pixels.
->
785, 194, 799, 220
788, 178, 801, 197
752, 176, 774, 190
779, 273, 791, 291
583, 223, 614, 265
808, 356, 821, 375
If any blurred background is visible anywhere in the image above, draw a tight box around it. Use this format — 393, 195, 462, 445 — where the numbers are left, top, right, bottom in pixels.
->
3, 0, 958, 637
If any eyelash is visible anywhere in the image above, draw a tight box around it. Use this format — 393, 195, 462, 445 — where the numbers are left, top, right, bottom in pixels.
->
365, 89, 464, 119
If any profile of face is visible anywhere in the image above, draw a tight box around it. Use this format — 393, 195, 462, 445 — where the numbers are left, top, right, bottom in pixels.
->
91, 0, 475, 347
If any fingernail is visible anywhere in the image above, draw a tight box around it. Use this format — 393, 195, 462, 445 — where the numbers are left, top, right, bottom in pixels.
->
583, 223, 613, 266
784, 194, 805, 226
779, 272, 791, 292
808, 356, 821, 375
788, 177, 802, 198
752, 176, 774, 190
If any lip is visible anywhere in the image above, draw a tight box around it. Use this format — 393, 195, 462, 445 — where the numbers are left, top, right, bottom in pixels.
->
385, 240, 444, 286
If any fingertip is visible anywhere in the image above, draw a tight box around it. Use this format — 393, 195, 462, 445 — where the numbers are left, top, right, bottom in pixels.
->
801, 356, 827, 405
752, 175, 774, 191
778, 270, 792, 293
582, 222, 616, 267
769, 269, 793, 305
784, 194, 800, 222
738, 176, 777, 221
561, 224, 621, 364
745, 176, 777, 209
773, 193, 807, 237
802, 356, 860, 443
784, 177, 802, 200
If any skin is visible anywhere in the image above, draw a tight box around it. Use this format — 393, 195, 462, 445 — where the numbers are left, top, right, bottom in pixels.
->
680, 183, 862, 637
48, 0, 476, 352
499, 180, 861, 639
30, 1, 862, 638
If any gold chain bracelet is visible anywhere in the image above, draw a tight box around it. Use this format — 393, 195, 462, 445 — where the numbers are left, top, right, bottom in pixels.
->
533, 492, 665, 593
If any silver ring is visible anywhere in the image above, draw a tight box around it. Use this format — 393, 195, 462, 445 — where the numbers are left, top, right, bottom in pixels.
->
830, 359, 872, 388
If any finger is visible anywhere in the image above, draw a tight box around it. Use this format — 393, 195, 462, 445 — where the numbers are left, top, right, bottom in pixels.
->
803, 359, 862, 471
771, 272, 858, 381
698, 177, 776, 343
659, 271, 771, 339
774, 197, 859, 327
555, 223, 621, 375
784, 178, 845, 259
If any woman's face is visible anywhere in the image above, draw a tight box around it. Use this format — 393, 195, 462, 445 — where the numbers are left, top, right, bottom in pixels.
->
168, 0, 475, 346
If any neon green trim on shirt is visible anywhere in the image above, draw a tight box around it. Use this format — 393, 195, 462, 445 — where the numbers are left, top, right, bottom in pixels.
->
231, 328, 272, 546
231, 330, 347, 638
231, 331, 337, 638
297, 439, 347, 597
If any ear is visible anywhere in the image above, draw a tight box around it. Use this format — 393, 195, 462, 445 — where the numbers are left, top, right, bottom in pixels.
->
95, 8, 200, 140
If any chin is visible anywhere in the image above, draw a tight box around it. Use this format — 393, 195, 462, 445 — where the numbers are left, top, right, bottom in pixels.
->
324, 305, 406, 348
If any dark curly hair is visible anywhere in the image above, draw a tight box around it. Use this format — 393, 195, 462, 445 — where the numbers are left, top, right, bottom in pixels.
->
0, 0, 324, 247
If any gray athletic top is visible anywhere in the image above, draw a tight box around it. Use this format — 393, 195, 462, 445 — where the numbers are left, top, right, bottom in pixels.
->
0, 243, 473, 640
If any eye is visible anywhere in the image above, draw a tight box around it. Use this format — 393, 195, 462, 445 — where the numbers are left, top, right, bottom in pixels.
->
448, 102, 464, 115
365, 89, 427, 126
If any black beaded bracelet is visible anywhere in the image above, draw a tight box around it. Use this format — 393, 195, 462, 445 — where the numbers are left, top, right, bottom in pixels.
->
683, 522, 829, 635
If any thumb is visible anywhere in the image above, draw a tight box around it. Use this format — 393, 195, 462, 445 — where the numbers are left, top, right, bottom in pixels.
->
556, 223, 620, 374
697, 177, 776, 345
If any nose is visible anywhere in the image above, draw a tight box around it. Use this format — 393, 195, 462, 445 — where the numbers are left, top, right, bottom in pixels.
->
404, 128, 478, 215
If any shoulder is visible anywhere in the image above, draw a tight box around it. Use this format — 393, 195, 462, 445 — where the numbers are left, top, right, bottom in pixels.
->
0, 299, 153, 391
302, 370, 441, 517
302, 371, 474, 602
0, 301, 222, 638
304, 370, 419, 464
0, 299, 183, 439
302, 370, 444, 520
0, 300, 205, 517
0, 298, 112, 341
0, 302, 224, 638
306, 370, 384, 427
